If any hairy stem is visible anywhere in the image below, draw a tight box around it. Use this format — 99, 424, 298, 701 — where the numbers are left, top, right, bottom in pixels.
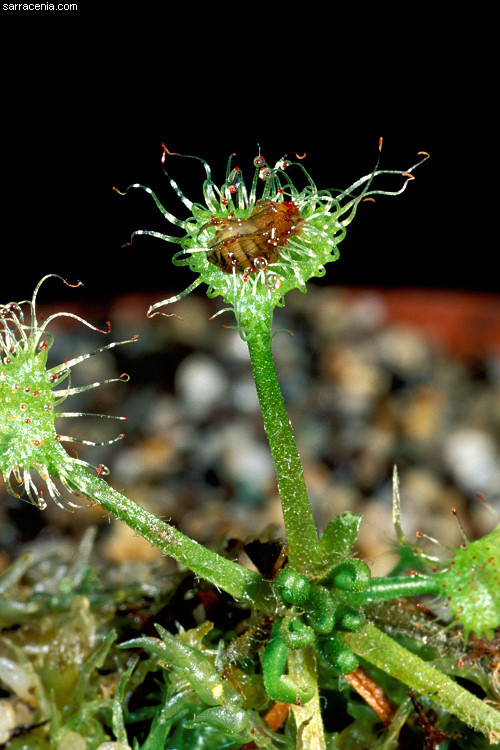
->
349, 574, 443, 605
71, 465, 274, 612
343, 623, 500, 739
246, 331, 322, 574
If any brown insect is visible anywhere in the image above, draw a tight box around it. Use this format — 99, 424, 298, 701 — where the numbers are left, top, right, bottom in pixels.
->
202, 200, 303, 273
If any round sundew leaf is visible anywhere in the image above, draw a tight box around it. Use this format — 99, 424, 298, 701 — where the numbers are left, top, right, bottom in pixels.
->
129, 146, 428, 340
1, 276, 136, 510
438, 525, 500, 640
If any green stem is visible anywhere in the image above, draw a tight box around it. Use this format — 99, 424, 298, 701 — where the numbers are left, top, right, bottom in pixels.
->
288, 648, 326, 750
343, 623, 500, 739
246, 330, 322, 574
349, 575, 442, 605
72, 466, 274, 612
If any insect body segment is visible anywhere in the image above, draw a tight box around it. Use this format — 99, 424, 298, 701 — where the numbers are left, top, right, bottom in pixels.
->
204, 199, 304, 273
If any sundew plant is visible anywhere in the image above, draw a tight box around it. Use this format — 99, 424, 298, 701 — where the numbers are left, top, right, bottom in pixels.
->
0, 141, 499, 749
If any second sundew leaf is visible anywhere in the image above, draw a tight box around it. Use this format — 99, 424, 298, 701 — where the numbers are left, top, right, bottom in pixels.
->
433, 524, 500, 641
391, 469, 500, 641
0, 275, 137, 511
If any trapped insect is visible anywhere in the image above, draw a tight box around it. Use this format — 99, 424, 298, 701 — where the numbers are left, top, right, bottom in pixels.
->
202, 199, 304, 273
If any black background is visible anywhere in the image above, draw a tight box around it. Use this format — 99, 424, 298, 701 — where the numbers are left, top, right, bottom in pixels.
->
1, 8, 496, 304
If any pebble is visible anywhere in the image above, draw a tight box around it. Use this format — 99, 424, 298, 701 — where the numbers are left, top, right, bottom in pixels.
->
2, 286, 498, 566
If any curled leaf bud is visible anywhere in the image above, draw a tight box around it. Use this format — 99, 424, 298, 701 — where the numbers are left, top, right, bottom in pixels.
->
305, 586, 337, 634
274, 567, 311, 605
280, 615, 316, 650
262, 619, 315, 704
322, 634, 359, 675
336, 605, 366, 632
330, 560, 372, 592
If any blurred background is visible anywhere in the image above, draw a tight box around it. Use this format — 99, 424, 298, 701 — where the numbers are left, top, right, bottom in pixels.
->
1, 12, 498, 578
1, 124, 495, 300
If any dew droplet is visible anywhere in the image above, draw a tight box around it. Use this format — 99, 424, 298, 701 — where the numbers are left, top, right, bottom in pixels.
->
259, 167, 273, 181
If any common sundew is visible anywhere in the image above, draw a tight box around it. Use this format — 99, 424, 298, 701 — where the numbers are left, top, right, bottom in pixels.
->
115, 141, 428, 339
0, 275, 136, 510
